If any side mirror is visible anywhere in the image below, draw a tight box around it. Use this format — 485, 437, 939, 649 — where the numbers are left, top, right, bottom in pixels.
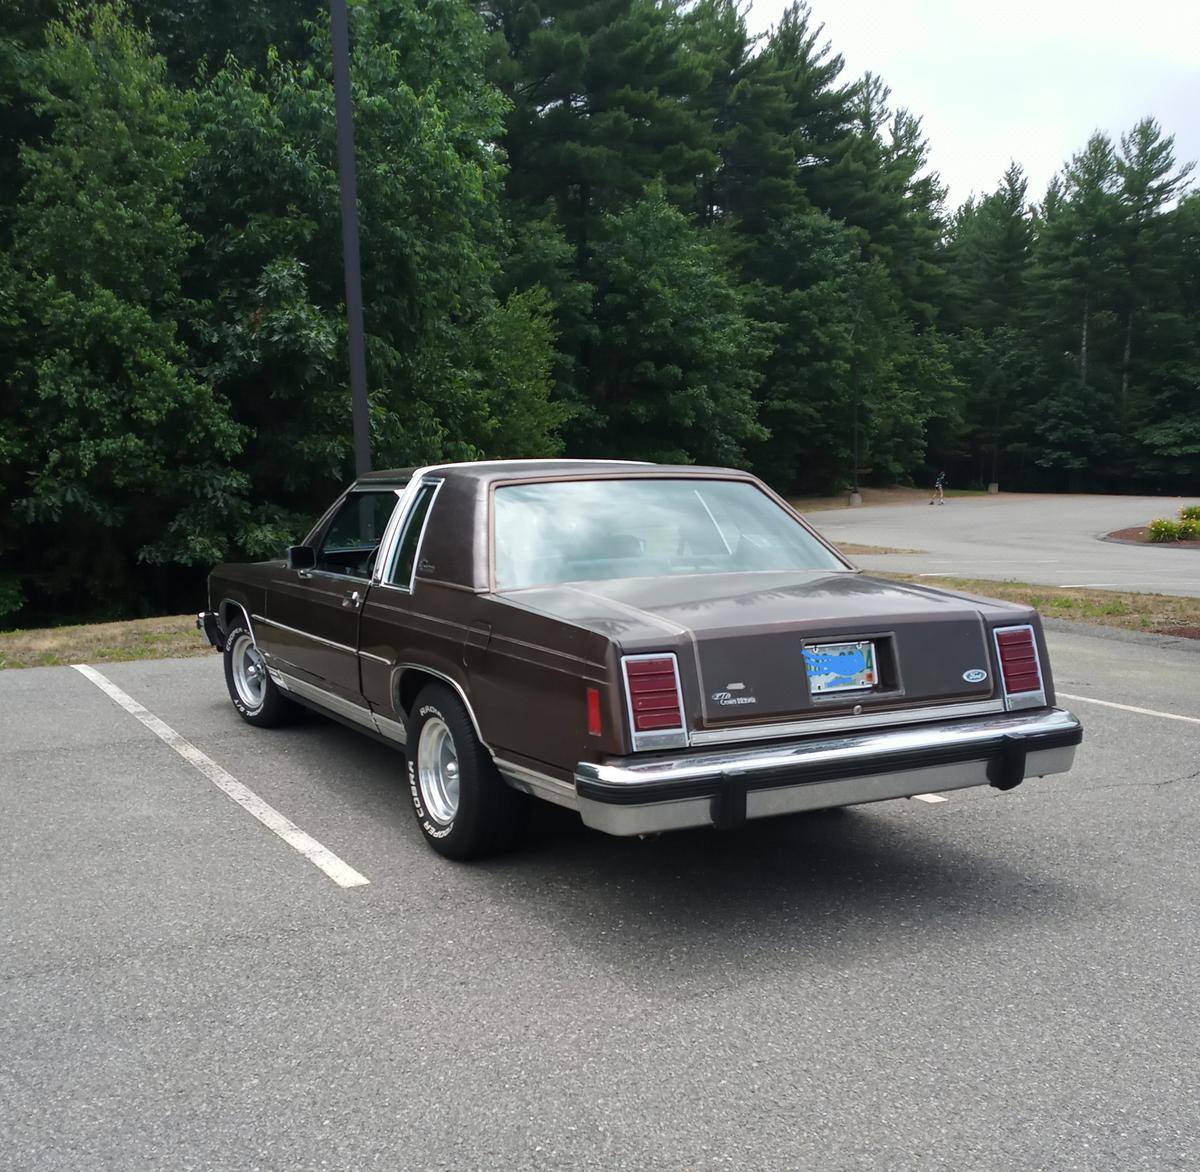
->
287, 545, 317, 570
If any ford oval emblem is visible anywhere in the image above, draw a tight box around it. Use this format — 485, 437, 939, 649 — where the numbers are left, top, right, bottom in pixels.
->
963, 668, 988, 683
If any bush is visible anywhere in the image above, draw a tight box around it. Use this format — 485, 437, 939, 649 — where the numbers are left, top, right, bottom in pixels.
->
1179, 504, 1200, 522
1147, 518, 1184, 542
1180, 518, 1200, 540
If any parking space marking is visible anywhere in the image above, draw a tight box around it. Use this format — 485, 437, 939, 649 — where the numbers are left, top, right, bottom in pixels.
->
913, 793, 949, 803
1059, 691, 1200, 727
72, 664, 370, 888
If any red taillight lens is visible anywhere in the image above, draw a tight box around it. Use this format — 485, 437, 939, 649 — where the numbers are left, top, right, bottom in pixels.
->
623, 656, 683, 732
996, 626, 1042, 694
586, 686, 603, 737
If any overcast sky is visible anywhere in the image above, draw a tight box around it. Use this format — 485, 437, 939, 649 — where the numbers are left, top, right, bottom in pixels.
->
745, 0, 1200, 209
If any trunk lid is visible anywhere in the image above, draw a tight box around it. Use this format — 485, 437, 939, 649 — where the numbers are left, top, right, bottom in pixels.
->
514, 571, 996, 725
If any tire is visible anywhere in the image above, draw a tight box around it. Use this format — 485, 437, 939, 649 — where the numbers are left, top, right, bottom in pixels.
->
223, 623, 299, 728
406, 683, 525, 860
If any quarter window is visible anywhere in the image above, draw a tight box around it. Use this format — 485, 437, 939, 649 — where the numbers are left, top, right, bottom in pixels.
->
387, 481, 440, 588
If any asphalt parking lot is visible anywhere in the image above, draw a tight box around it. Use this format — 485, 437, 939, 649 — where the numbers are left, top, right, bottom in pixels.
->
3, 627, 1199, 1170
812, 493, 1198, 596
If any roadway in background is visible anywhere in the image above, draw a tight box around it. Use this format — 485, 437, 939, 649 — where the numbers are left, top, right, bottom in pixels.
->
808, 493, 1199, 597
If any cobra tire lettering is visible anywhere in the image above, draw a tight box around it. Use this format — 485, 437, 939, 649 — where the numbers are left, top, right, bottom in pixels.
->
410, 709, 454, 838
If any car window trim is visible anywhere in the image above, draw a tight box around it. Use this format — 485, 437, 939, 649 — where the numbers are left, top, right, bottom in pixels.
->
382, 478, 443, 592
486, 474, 852, 592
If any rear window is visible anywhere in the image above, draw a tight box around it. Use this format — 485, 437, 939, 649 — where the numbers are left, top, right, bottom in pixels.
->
493, 478, 845, 590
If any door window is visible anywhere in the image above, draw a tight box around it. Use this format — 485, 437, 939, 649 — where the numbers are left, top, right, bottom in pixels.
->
386, 481, 441, 589
315, 491, 399, 578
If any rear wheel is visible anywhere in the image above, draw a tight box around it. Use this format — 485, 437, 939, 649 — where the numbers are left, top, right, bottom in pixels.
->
407, 684, 525, 859
223, 624, 299, 727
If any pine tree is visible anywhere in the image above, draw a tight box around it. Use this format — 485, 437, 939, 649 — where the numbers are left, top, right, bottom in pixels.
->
584, 184, 767, 466
483, 0, 714, 262
1115, 118, 1193, 432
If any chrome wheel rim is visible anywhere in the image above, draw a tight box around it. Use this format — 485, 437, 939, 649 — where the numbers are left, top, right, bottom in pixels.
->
417, 716, 460, 824
231, 633, 267, 711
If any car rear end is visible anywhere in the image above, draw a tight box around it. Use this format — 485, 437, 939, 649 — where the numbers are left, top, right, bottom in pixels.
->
483, 468, 1081, 836
575, 594, 1080, 835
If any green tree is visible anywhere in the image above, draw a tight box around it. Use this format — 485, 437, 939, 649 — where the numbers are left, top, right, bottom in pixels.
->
0, 4, 246, 621
583, 185, 767, 465
941, 164, 1036, 483
484, 0, 714, 255
185, 0, 561, 549
1131, 190, 1200, 486
1115, 118, 1193, 429
140, 0, 316, 79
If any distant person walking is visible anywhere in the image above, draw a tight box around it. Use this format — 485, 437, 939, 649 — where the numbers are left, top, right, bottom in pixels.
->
930, 470, 946, 505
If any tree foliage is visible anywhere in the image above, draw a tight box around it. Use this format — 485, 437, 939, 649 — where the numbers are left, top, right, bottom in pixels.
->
0, 0, 1196, 626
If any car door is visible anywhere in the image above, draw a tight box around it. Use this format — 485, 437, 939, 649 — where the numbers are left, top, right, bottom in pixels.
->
263, 488, 403, 708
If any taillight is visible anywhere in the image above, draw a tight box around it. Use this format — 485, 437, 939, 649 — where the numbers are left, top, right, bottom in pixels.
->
993, 624, 1046, 710
621, 654, 687, 749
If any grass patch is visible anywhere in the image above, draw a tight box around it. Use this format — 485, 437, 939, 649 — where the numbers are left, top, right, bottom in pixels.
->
0, 614, 215, 670
882, 574, 1200, 637
835, 542, 925, 556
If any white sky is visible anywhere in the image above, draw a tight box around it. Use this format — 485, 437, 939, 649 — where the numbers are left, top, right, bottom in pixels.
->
745, 0, 1200, 208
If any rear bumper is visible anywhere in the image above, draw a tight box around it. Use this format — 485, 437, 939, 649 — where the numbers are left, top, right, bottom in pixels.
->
197, 610, 225, 651
574, 707, 1082, 836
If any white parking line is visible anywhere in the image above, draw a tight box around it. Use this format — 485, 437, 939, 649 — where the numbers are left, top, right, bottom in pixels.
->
73, 664, 370, 888
913, 792, 949, 804
1058, 691, 1200, 727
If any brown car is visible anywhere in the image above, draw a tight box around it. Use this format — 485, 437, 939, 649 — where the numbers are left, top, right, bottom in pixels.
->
199, 460, 1082, 858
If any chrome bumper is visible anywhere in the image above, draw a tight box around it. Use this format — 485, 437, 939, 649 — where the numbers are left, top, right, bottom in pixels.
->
196, 610, 224, 651
574, 707, 1082, 836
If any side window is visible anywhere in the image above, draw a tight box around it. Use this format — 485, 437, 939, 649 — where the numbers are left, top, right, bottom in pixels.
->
315, 491, 398, 577
386, 481, 440, 588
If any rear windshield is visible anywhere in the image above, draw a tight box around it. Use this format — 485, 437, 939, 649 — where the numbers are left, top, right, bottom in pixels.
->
493, 478, 845, 589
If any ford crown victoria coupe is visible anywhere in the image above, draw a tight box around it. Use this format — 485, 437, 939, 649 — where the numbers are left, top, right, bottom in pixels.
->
199, 460, 1082, 859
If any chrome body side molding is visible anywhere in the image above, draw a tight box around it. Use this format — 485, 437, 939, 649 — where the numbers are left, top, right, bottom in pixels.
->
271, 669, 407, 743
253, 615, 356, 655
495, 759, 578, 810
373, 711, 408, 745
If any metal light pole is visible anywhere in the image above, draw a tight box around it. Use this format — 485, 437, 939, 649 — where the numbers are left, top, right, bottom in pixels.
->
330, 0, 372, 476
848, 309, 863, 506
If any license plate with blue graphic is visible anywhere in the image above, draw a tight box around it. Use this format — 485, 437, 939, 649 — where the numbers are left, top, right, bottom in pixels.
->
802, 640, 878, 694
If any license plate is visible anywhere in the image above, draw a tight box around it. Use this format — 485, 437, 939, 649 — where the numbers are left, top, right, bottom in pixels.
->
802, 640, 878, 694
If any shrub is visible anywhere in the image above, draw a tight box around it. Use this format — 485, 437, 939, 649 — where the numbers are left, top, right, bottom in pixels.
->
1179, 504, 1200, 522
1147, 518, 1183, 542
1179, 518, 1200, 540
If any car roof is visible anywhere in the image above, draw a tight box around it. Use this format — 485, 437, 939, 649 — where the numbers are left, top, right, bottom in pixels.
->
355, 458, 753, 487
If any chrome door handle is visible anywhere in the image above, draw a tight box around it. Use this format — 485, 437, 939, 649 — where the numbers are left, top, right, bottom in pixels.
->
343, 590, 361, 608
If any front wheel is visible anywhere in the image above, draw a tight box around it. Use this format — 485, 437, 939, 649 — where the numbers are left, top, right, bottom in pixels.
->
223, 624, 299, 727
407, 684, 525, 859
